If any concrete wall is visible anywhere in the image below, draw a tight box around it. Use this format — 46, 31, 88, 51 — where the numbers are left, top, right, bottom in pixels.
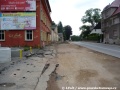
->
0, 47, 11, 63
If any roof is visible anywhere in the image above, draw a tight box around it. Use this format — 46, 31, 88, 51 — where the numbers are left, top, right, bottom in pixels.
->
103, 0, 120, 16
112, 5, 120, 15
94, 22, 101, 29
42, 0, 51, 12
111, 0, 120, 7
91, 22, 102, 34
51, 25, 57, 30
103, 0, 120, 11
41, 0, 52, 22
46, 0, 51, 12
103, 4, 111, 11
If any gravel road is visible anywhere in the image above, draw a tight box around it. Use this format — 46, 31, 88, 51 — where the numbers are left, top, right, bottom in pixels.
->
48, 43, 120, 90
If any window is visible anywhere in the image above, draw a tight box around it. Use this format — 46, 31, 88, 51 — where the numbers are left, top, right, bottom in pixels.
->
41, 9, 43, 20
48, 34, 50, 41
25, 30, 33, 41
113, 30, 117, 37
113, 17, 119, 24
0, 30, 5, 41
43, 32, 46, 41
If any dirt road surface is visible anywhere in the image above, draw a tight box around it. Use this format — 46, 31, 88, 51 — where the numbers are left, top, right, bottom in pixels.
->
48, 43, 120, 90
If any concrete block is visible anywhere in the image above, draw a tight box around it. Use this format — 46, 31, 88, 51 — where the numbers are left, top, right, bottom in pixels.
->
0, 47, 11, 63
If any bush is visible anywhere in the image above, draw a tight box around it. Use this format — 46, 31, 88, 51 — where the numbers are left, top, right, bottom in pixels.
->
87, 34, 100, 41
23, 46, 30, 51
71, 35, 80, 41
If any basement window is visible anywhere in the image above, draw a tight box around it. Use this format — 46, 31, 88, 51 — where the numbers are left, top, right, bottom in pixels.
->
0, 30, 5, 41
25, 30, 33, 41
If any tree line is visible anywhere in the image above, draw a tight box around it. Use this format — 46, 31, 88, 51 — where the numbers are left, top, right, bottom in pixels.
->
52, 21, 72, 41
71, 8, 101, 41
52, 8, 101, 42
79, 8, 101, 41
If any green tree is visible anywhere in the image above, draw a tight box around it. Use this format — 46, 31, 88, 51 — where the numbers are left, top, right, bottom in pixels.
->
63, 28, 66, 41
52, 21, 56, 26
51, 21, 57, 30
79, 25, 91, 39
81, 8, 101, 27
79, 25, 90, 31
57, 21, 63, 33
64, 25, 72, 40
71, 35, 80, 41
80, 8, 101, 40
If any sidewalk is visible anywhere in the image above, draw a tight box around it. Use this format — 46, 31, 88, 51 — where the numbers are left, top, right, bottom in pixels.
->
0, 45, 58, 90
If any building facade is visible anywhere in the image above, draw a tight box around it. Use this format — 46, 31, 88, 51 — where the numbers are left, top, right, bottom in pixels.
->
58, 33, 64, 42
51, 25, 59, 42
0, 0, 52, 47
101, 0, 120, 44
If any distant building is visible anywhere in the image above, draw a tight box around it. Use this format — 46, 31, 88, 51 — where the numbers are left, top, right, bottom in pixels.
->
101, 0, 120, 44
58, 33, 64, 42
90, 22, 103, 42
0, 0, 52, 47
91, 22, 103, 35
51, 25, 59, 42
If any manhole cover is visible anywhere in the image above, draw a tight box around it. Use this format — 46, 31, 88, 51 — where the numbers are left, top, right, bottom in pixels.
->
0, 83, 15, 87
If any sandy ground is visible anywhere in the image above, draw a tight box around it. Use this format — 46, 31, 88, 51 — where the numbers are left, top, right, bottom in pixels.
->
47, 43, 120, 90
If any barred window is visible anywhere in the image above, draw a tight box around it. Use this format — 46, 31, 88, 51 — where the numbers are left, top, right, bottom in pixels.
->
0, 31, 5, 41
25, 30, 33, 41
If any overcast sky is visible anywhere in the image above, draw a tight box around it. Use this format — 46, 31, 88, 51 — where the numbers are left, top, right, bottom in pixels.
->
49, 0, 114, 35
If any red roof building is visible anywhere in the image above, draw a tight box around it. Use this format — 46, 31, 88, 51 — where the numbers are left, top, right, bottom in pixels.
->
0, 0, 52, 47
112, 5, 120, 15
101, 0, 120, 44
111, 0, 120, 7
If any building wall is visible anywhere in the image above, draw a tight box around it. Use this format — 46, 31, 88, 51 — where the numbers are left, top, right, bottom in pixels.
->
51, 26, 59, 42
102, 14, 120, 44
0, 30, 40, 47
90, 29, 103, 34
108, 23, 120, 44
58, 33, 64, 42
102, 5, 120, 44
102, 8, 116, 19
40, 0, 51, 46
0, 0, 52, 47
54, 27, 59, 41
0, 1, 41, 47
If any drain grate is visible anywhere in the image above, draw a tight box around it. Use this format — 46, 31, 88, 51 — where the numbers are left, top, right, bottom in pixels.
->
0, 83, 15, 87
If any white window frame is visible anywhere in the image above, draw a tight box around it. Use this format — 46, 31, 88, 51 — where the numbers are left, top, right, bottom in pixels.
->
0, 30, 5, 41
25, 30, 33, 41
